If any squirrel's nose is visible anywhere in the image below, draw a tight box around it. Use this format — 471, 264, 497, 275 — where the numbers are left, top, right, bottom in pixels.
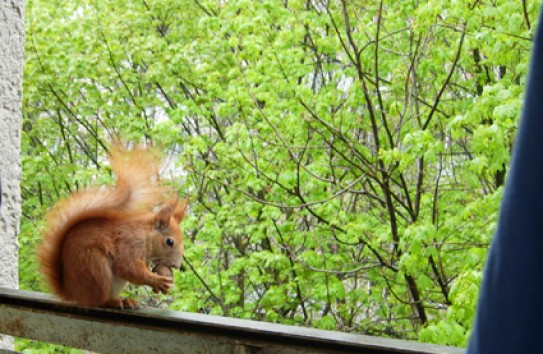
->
171, 258, 182, 270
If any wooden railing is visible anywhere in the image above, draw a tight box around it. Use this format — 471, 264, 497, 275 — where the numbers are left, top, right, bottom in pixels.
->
0, 288, 464, 354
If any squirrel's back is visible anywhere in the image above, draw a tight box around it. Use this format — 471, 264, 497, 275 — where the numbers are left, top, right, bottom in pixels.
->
38, 142, 169, 299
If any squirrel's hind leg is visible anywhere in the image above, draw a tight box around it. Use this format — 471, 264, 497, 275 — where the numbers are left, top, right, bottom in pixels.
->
104, 277, 139, 309
62, 242, 113, 307
104, 297, 139, 309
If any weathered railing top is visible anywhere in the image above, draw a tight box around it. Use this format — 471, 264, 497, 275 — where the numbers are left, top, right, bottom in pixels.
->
0, 287, 464, 354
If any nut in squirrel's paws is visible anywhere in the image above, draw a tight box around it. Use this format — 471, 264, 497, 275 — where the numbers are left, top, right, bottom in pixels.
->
151, 264, 174, 294
152, 264, 173, 278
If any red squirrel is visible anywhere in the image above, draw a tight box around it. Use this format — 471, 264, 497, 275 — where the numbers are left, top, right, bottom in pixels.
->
38, 142, 188, 309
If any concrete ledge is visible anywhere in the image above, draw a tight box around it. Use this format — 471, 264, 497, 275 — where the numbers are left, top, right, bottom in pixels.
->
0, 288, 464, 354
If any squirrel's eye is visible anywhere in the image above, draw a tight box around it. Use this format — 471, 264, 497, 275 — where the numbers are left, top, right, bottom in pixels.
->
166, 237, 175, 247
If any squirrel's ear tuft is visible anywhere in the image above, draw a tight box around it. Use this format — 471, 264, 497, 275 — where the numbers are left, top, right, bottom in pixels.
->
155, 206, 173, 231
173, 198, 189, 224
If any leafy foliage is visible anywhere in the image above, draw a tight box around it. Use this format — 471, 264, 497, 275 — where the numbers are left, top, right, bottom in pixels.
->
20, 0, 540, 350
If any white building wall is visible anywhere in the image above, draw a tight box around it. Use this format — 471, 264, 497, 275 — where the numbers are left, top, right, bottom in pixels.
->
0, 0, 24, 350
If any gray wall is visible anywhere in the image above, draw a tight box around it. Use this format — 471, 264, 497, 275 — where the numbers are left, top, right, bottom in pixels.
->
0, 0, 24, 350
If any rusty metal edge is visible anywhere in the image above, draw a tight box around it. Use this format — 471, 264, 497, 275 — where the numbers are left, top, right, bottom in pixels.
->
0, 287, 464, 354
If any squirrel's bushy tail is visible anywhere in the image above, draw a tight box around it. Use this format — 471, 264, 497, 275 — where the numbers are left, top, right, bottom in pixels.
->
38, 142, 168, 299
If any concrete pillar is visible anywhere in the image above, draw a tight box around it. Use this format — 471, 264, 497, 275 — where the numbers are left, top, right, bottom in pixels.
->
0, 0, 24, 350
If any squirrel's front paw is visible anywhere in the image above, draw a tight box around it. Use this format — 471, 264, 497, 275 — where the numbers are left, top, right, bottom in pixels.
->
151, 275, 173, 294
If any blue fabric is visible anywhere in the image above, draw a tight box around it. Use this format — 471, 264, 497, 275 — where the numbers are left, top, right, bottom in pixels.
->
467, 9, 543, 354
